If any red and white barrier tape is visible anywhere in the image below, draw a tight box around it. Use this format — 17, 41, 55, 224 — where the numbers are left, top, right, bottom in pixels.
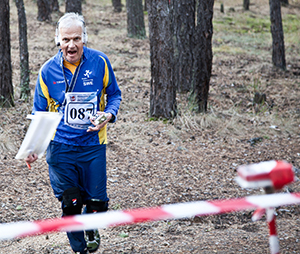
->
1, 192, 300, 241
236, 160, 295, 190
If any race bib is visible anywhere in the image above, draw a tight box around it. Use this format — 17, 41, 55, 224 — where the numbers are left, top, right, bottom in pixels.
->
64, 92, 97, 129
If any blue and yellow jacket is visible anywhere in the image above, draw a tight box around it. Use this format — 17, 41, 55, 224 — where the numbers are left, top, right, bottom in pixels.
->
32, 46, 122, 146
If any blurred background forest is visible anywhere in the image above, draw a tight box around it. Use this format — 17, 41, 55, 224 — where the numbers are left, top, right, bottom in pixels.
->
0, 0, 300, 253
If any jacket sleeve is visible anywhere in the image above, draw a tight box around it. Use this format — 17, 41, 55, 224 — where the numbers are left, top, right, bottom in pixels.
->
32, 67, 51, 113
102, 56, 122, 123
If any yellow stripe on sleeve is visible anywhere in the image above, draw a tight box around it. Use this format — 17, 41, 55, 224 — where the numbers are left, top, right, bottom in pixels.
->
39, 69, 51, 110
99, 56, 109, 89
98, 55, 109, 144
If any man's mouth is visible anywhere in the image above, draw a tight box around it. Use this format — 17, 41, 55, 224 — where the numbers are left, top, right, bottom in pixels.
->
68, 50, 77, 56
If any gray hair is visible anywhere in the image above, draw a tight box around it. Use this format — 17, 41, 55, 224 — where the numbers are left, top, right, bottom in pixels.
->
55, 13, 88, 45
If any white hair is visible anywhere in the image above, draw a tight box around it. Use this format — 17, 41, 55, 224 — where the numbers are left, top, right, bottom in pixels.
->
55, 13, 88, 45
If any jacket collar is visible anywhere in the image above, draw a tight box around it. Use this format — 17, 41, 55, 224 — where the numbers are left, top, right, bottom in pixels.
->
55, 46, 88, 66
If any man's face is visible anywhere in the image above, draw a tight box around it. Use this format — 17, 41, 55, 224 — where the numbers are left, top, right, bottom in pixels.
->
59, 25, 84, 64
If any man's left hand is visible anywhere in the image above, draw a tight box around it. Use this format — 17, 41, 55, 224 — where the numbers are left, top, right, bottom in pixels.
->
87, 112, 112, 132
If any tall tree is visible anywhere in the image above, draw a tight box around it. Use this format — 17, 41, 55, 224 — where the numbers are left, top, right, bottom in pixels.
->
0, 0, 14, 107
269, 0, 286, 69
37, 0, 52, 21
144, 0, 148, 11
243, 0, 250, 10
280, 0, 289, 5
126, 0, 146, 39
112, 0, 122, 12
65, 0, 82, 14
15, 0, 30, 101
172, 0, 195, 93
50, 0, 59, 12
190, 0, 214, 112
148, 0, 176, 118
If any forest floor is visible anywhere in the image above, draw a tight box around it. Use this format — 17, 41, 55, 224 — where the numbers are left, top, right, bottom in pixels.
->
1, 0, 300, 253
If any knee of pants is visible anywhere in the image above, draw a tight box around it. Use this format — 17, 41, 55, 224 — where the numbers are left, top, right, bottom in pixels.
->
62, 187, 83, 216
86, 199, 108, 213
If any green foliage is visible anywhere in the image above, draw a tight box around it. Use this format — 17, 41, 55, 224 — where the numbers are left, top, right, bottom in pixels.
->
112, 203, 121, 210
119, 232, 129, 238
213, 14, 270, 34
212, 12, 275, 56
188, 91, 206, 113
0, 94, 14, 108
146, 117, 159, 122
249, 77, 263, 94
16, 205, 23, 211
283, 14, 300, 45
145, 117, 172, 124
163, 118, 169, 124
20, 85, 31, 102
283, 14, 299, 33
213, 10, 300, 49
244, 17, 270, 34
213, 44, 246, 54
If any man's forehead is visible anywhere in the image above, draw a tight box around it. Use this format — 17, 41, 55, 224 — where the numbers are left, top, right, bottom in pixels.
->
60, 26, 82, 36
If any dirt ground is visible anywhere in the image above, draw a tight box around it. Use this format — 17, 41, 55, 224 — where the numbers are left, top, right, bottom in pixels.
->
1, 0, 300, 253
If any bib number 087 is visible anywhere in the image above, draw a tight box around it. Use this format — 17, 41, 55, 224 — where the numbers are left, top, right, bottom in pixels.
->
66, 102, 95, 124
69, 107, 93, 120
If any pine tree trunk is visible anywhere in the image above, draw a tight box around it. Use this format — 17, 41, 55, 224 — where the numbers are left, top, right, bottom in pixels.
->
37, 0, 52, 21
191, 0, 214, 112
280, 0, 289, 5
112, 0, 122, 12
50, 0, 59, 12
0, 0, 14, 107
149, 0, 176, 119
243, 0, 250, 10
126, 0, 146, 39
269, 0, 286, 69
15, 0, 30, 101
144, 0, 148, 11
172, 0, 195, 93
65, 0, 82, 14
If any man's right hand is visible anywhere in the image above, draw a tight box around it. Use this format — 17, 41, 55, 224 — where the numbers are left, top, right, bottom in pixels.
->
25, 153, 38, 169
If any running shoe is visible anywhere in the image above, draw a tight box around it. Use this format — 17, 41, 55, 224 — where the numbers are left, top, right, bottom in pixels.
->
86, 229, 100, 253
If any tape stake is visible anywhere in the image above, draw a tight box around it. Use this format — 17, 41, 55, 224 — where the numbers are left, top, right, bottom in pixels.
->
267, 208, 280, 254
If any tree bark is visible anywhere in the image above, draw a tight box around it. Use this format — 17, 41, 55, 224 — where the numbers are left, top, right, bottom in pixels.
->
15, 0, 30, 101
126, 0, 146, 39
191, 0, 214, 112
269, 0, 286, 69
112, 0, 122, 12
144, 0, 148, 11
50, 0, 59, 12
0, 0, 14, 107
65, 0, 82, 14
149, 0, 176, 119
280, 0, 289, 5
220, 3, 224, 13
37, 0, 52, 21
172, 0, 195, 93
243, 0, 250, 10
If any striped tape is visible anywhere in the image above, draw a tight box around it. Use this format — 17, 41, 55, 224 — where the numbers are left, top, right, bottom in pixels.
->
1, 192, 300, 241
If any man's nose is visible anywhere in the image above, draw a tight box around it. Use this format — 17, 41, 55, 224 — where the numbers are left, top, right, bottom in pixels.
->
69, 39, 75, 47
